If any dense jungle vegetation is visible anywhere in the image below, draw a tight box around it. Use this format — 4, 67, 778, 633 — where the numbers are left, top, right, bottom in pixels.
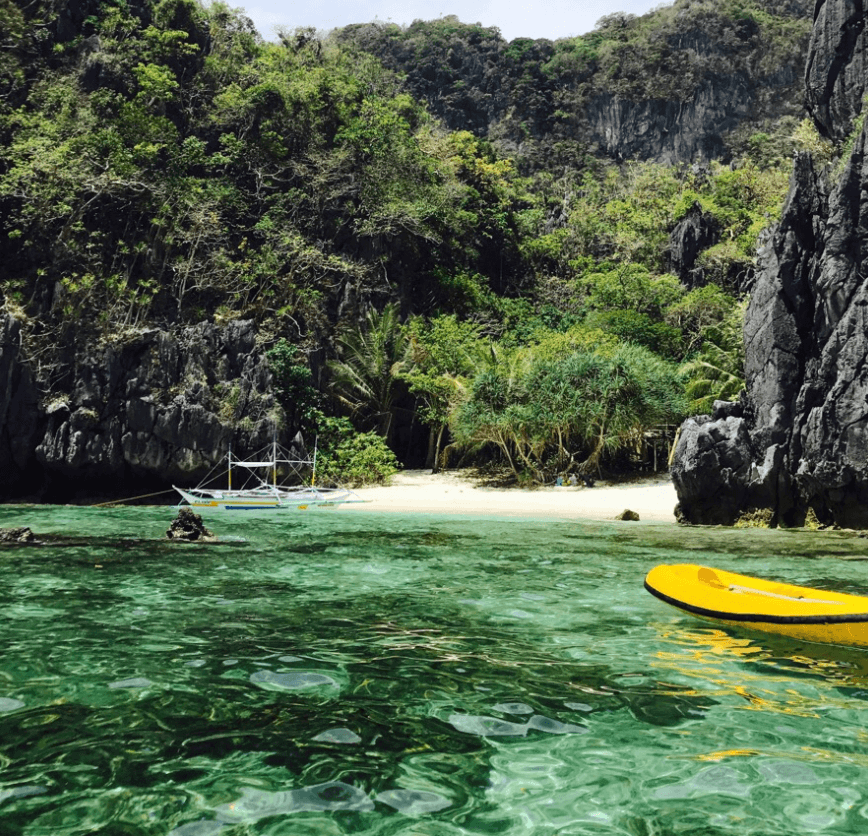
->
0, 0, 829, 484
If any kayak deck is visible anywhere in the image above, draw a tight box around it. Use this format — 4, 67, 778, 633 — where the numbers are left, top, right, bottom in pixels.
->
644, 564, 868, 647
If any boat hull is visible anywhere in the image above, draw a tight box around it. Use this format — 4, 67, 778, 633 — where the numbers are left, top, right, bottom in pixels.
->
173, 487, 364, 512
645, 563, 868, 647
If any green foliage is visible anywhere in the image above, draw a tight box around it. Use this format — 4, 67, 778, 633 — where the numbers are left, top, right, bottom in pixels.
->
543, 32, 607, 75
314, 415, 399, 486
790, 118, 835, 167
699, 162, 789, 256
680, 298, 747, 413
585, 309, 683, 358
582, 265, 683, 316
327, 304, 408, 442
540, 0, 810, 103
664, 283, 734, 354
452, 342, 687, 480
399, 314, 483, 468
266, 339, 320, 433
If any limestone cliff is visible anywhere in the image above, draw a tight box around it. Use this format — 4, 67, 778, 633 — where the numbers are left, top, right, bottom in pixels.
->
336, 2, 812, 168
672, 0, 868, 528
0, 317, 277, 501
805, 0, 868, 140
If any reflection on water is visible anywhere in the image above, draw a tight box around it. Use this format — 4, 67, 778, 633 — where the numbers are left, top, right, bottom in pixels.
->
2, 506, 868, 834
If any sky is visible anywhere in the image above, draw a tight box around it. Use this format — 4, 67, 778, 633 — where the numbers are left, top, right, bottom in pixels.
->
240, 0, 671, 44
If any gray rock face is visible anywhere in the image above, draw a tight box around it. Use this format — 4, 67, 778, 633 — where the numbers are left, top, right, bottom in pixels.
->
667, 200, 721, 287
0, 314, 41, 493
671, 402, 755, 525
0, 319, 277, 500
674, 138, 868, 527
673, 0, 868, 527
585, 71, 796, 165
806, 0, 868, 140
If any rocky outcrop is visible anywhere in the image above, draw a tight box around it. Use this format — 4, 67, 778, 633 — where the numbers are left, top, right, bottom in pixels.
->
673, 0, 868, 527
0, 319, 279, 501
585, 68, 802, 165
805, 0, 868, 140
0, 527, 36, 543
671, 401, 755, 525
667, 200, 721, 286
0, 314, 41, 494
673, 135, 868, 527
166, 507, 215, 541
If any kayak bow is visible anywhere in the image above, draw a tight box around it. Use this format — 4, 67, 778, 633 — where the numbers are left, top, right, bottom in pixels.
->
645, 563, 868, 647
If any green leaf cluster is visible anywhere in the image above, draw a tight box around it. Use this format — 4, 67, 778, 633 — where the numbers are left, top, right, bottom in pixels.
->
451, 342, 687, 480
314, 415, 399, 486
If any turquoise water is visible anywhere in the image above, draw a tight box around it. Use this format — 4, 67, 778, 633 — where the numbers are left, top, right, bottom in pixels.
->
3, 507, 868, 835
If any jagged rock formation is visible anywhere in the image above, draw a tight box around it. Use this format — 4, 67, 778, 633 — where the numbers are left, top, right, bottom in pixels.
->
672, 0, 868, 528
667, 200, 721, 287
805, 0, 868, 139
0, 317, 277, 501
336, 2, 812, 168
0, 314, 41, 493
0, 527, 36, 543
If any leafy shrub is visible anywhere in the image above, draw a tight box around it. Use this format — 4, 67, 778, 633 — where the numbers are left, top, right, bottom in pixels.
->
314, 415, 399, 487
451, 342, 687, 480
585, 309, 683, 358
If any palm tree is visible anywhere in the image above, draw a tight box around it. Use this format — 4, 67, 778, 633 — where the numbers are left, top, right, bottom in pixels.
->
680, 298, 746, 414
327, 304, 407, 444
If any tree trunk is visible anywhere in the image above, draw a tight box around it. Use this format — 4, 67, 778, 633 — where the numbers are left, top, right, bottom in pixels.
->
425, 425, 437, 470
432, 423, 446, 473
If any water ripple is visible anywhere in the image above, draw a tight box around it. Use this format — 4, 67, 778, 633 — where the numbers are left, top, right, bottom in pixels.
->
248, 670, 339, 691
377, 788, 451, 815
215, 781, 374, 822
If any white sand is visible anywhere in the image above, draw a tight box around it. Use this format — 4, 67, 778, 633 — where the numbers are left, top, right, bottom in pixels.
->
344, 470, 678, 522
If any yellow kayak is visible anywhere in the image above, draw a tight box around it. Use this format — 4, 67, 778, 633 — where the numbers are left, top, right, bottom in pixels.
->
644, 563, 868, 647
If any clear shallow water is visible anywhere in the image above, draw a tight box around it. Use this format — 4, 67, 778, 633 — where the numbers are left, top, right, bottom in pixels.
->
3, 508, 868, 835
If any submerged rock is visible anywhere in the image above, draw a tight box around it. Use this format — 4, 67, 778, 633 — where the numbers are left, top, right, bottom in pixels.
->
615, 509, 640, 521
166, 508, 215, 542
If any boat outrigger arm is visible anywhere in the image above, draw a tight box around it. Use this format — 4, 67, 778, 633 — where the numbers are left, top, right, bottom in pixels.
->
173, 436, 367, 512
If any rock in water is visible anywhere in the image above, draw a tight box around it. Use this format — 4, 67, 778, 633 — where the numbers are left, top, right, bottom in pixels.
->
0, 527, 36, 543
167, 508, 214, 541
615, 510, 640, 521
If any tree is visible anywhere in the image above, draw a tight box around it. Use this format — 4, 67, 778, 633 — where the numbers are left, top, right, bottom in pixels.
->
327, 303, 407, 444
399, 314, 483, 470
452, 342, 687, 481
680, 298, 747, 414
266, 339, 320, 434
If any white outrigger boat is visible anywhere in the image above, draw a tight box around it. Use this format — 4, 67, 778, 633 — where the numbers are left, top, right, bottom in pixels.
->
173, 438, 366, 513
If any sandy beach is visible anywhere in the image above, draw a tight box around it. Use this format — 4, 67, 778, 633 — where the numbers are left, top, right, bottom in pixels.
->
345, 470, 678, 522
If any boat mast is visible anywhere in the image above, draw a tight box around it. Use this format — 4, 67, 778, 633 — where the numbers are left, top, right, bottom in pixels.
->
311, 437, 317, 487
273, 431, 278, 490
228, 442, 232, 490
